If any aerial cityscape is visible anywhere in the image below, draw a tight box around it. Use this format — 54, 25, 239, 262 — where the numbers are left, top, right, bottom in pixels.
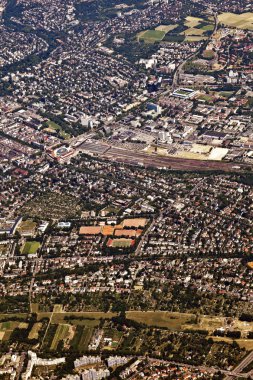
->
0, 0, 253, 378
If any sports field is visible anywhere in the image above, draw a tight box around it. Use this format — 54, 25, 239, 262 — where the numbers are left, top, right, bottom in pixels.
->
123, 218, 147, 228
22, 241, 40, 255
107, 238, 134, 248
17, 219, 36, 236
218, 12, 253, 30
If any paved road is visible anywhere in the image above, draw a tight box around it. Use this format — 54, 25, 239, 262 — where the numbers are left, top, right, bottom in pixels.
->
224, 351, 253, 380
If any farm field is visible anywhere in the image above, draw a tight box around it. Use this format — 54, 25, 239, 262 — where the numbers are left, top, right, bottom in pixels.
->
51, 311, 116, 324
155, 24, 178, 32
21, 241, 40, 255
218, 12, 253, 30
184, 35, 208, 42
183, 16, 213, 42
50, 323, 70, 350
183, 27, 205, 36
71, 326, 94, 351
185, 16, 204, 28
28, 323, 42, 340
0, 320, 28, 342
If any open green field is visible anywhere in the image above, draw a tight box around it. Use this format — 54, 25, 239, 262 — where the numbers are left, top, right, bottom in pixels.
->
46, 120, 70, 140
155, 24, 178, 33
78, 327, 93, 350
0, 321, 20, 330
211, 336, 253, 351
50, 324, 70, 350
22, 241, 40, 255
201, 24, 215, 31
185, 16, 204, 28
202, 49, 215, 59
218, 91, 234, 98
137, 29, 165, 43
71, 326, 94, 351
28, 323, 42, 340
0, 320, 28, 342
183, 27, 205, 36
31, 303, 39, 313
51, 311, 116, 324
164, 15, 213, 44
0, 314, 28, 321
67, 319, 99, 327
126, 311, 194, 329
185, 36, 208, 42
218, 12, 253, 30
53, 304, 63, 313
126, 311, 232, 333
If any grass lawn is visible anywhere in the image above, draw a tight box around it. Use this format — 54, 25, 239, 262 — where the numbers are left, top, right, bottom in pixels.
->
198, 94, 214, 102
202, 50, 215, 59
22, 241, 40, 255
46, 120, 70, 140
137, 29, 165, 43
201, 24, 214, 31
